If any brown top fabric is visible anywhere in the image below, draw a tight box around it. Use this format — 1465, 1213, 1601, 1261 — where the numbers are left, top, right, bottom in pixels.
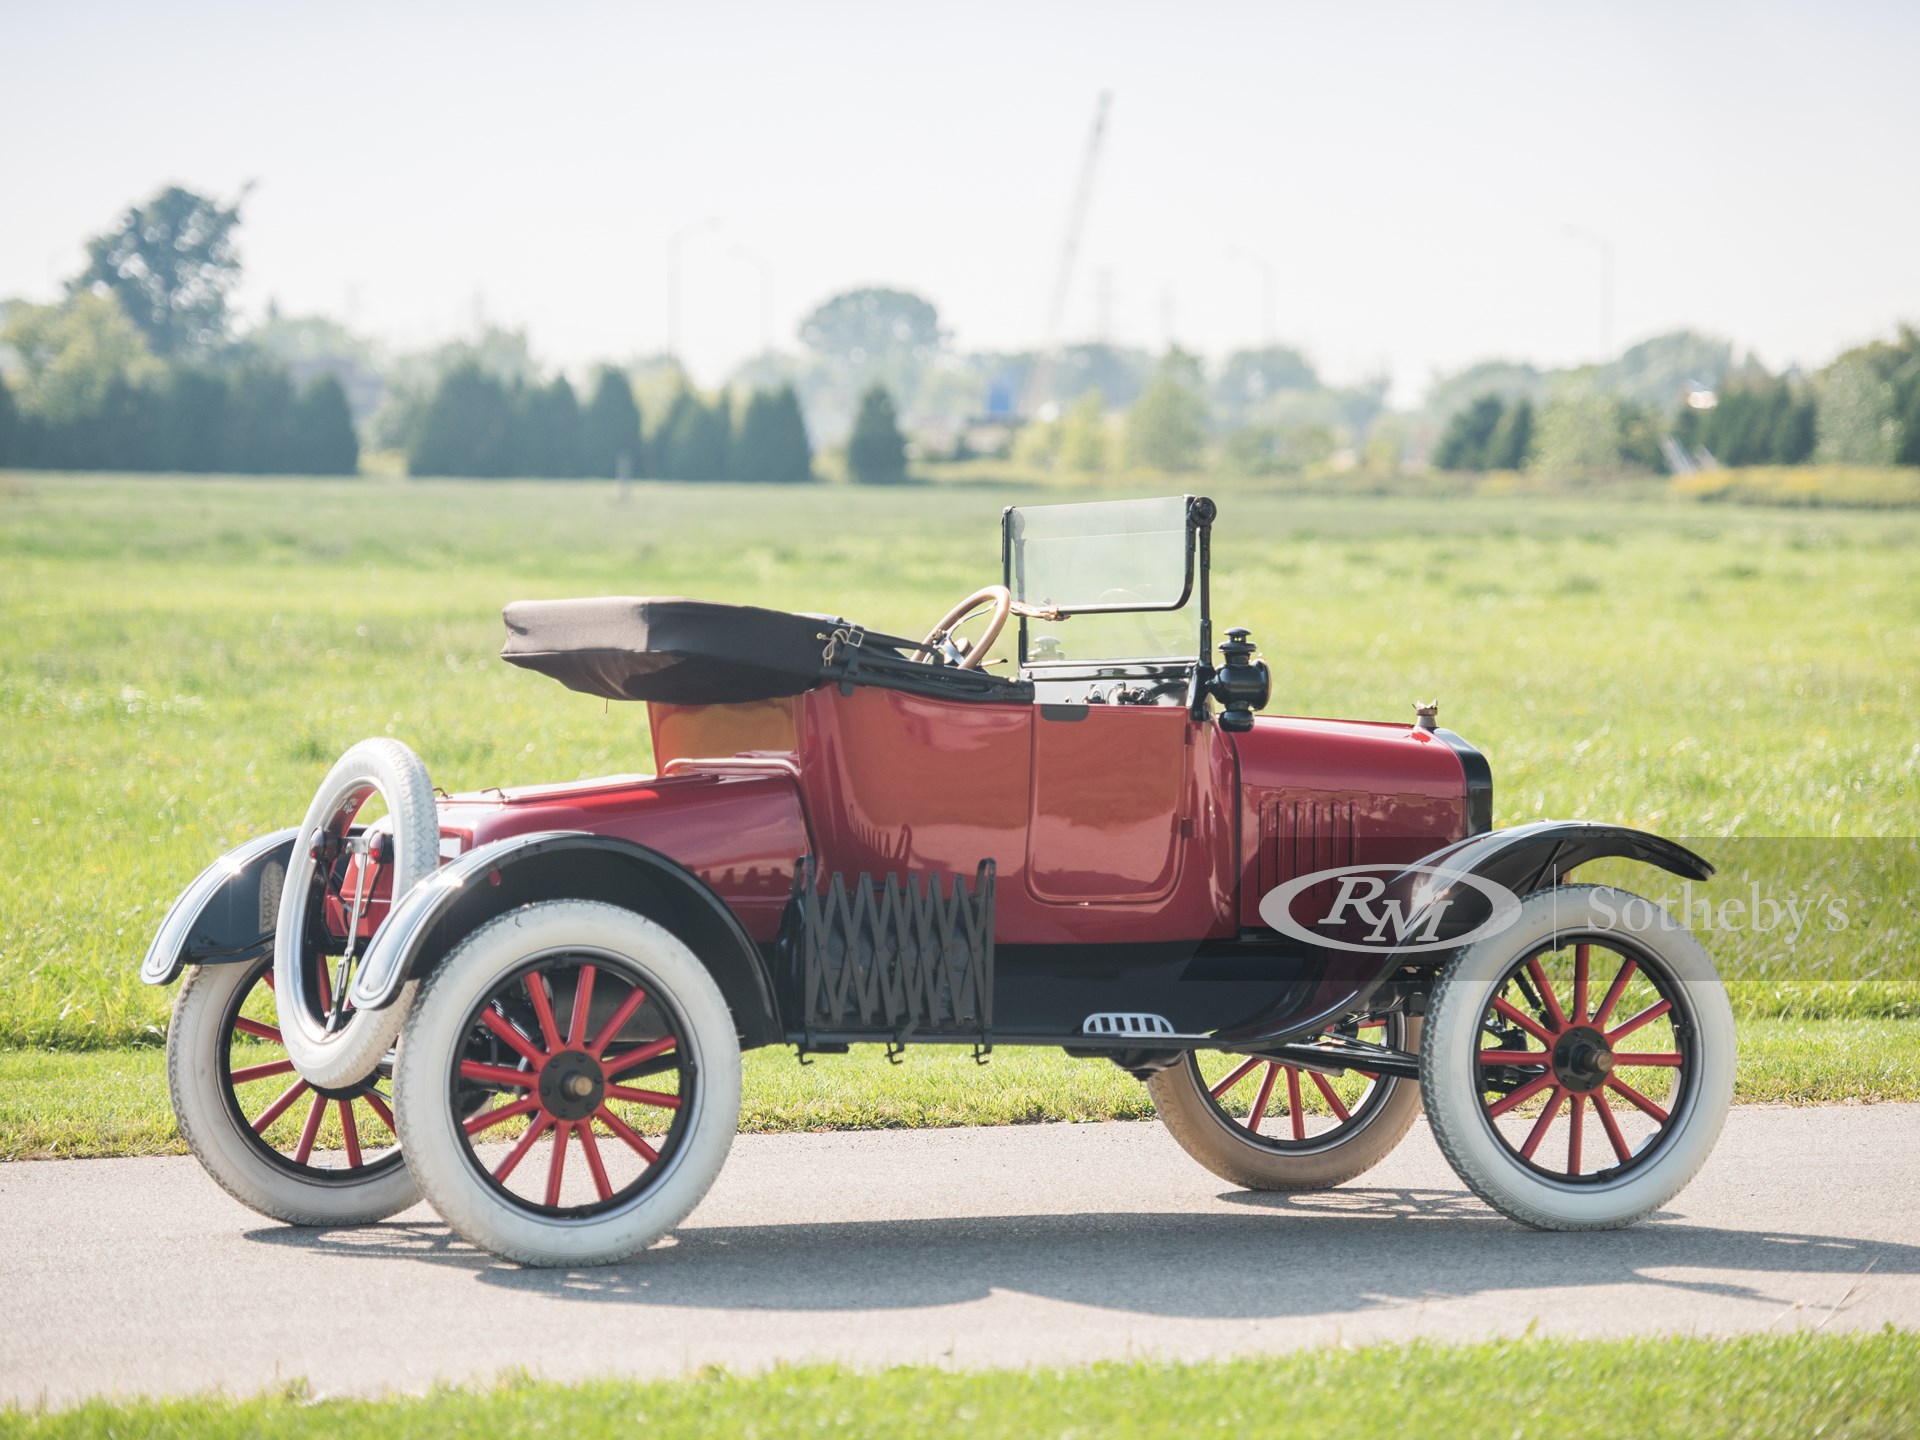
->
501, 597, 843, 704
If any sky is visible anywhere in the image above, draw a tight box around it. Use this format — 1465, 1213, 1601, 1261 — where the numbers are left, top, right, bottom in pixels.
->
4, 0, 1916, 403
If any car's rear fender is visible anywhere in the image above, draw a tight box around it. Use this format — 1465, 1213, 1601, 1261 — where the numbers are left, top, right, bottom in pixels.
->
139, 829, 301, 987
1214, 820, 1714, 1049
347, 830, 783, 1048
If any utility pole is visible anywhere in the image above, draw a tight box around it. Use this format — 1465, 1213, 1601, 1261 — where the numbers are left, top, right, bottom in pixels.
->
1024, 91, 1112, 416
1564, 225, 1614, 361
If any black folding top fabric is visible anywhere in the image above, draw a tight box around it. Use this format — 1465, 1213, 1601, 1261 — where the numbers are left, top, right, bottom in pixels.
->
501, 597, 842, 704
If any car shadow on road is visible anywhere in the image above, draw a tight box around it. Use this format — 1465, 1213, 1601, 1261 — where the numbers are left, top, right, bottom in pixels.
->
244, 1185, 1918, 1323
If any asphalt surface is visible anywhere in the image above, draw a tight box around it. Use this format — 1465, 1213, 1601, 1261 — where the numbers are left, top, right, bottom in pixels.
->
3, 1104, 1916, 1405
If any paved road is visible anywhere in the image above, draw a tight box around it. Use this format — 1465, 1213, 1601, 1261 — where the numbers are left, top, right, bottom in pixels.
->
3, 1105, 1916, 1404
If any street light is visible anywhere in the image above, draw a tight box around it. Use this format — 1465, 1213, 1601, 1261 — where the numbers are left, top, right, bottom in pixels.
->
1226, 246, 1277, 347
667, 217, 719, 365
1563, 225, 1614, 362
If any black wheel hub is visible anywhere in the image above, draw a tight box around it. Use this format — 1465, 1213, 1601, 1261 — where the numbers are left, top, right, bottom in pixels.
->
537, 1049, 605, 1122
1551, 1024, 1616, 1094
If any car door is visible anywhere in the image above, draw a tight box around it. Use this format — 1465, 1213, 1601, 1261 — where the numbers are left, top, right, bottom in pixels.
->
1026, 704, 1191, 904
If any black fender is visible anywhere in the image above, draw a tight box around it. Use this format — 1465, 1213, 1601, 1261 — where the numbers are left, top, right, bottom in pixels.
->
347, 831, 783, 1048
139, 829, 300, 987
1215, 821, 1714, 1050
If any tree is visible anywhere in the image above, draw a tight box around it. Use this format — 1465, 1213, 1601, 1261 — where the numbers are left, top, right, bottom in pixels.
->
1432, 394, 1504, 471
654, 389, 729, 480
846, 384, 909, 485
72, 185, 243, 357
581, 367, 643, 478
1815, 357, 1903, 465
1211, 346, 1320, 428
1123, 350, 1207, 472
151, 367, 229, 472
409, 363, 512, 477
1056, 389, 1108, 474
512, 376, 584, 478
732, 385, 814, 482
293, 374, 359, 475
1485, 397, 1534, 471
798, 287, 943, 424
220, 366, 302, 474
1, 291, 161, 422
0, 380, 16, 467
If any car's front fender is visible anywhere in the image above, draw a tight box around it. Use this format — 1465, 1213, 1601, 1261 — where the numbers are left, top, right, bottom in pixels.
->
139, 828, 301, 987
1214, 820, 1714, 1049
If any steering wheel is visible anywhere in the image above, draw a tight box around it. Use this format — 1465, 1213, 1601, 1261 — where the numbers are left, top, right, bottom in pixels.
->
915, 585, 1013, 670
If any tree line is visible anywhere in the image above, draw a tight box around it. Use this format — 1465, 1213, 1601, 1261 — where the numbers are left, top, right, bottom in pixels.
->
0, 187, 359, 475
407, 364, 818, 481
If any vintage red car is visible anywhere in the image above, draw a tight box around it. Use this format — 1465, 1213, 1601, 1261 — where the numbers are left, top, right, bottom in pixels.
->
144, 495, 1733, 1265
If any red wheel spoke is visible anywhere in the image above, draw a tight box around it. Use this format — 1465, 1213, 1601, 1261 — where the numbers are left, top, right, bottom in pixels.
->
339, 1100, 363, 1167
1245, 1063, 1281, 1135
589, 985, 651, 1057
1607, 1000, 1673, 1044
494, 1114, 554, 1181
1572, 944, 1590, 1024
605, 1084, 682, 1110
577, 1121, 615, 1201
230, 1058, 297, 1085
1606, 1074, 1671, 1123
1209, 1056, 1262, 1100
479, 1006, 546, 1065
1479, 1048, 1548, 1066
251, 1077, 310, 1133
524, 973, 562, 1052
567, 966, 596, 1049
262, 971, 275, 990
293, 1093, 327, 1164
1486, 1073, 1554, 1118
603, 1035, 678, 1079
544, 1122, 571, 1207
233, 1017, 282, 1044
1524, 958, 1567, 1030
595, 1104, 660, 1163
1285, 1067, 1306, 1140
1567, 1093, 1586, 1176
1309, 1070, 1351, 1123
1612, 1052, 1684, 1067
1519, 1088, 1566, 1160
1491, 997, 1556, 1046
459, 1060, 536, 1090
1593, 959, 1639, 1028
1593, 1090, 1633, 1164
465, 1095, 541, 1136
362, 1089, 396, 1134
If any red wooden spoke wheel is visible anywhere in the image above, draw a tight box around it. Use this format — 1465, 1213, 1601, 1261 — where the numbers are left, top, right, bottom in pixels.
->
1196, 1017, 1404, 1149
1475, 939, 1690, 1183
449, 952, 696, 1218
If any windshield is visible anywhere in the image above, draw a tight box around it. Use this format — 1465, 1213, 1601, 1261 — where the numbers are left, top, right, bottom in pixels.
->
1004, 496, 1197, 665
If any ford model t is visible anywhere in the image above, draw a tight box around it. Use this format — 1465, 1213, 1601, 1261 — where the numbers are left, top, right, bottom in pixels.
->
144, 495, 1733, 1265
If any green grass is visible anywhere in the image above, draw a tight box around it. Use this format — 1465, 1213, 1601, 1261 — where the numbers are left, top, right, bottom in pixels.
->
2, 475, 1917, 1052
6, 1332, 1915, 1437
4, 1016, 1915, 1161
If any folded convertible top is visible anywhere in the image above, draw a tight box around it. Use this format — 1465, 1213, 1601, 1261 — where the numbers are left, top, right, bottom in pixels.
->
501, 597, 842, 704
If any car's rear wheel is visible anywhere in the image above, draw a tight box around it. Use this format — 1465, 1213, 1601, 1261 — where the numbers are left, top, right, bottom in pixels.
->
168, 954, 419, 1225
394, 900, 741, 1267
274, 738, 439, 1090
1148, 1015, 1422, 1190
1421, 884, 1734, 1230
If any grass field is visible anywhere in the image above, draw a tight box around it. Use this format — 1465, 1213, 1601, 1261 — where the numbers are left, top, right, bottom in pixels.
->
6, 1332, 1915, 1437
1, 474, 1915, 1072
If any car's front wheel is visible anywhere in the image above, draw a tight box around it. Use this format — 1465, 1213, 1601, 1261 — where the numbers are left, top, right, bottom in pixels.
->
394, 900, 741, 1267
1148, 1015, 1423, 1191
1420, 884, 1735, 1231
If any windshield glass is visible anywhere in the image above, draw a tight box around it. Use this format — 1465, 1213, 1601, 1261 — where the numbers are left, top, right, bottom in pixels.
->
1004, 496, 1197, 664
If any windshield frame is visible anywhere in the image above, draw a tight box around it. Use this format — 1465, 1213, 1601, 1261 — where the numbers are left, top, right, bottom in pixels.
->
1001, 494, 1215, 674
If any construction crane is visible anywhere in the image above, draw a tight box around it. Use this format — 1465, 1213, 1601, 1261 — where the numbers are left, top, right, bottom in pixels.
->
1022, 91, 1111, 419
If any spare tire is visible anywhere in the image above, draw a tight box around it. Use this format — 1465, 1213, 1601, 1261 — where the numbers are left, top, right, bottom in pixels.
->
274, 738, 439, 1089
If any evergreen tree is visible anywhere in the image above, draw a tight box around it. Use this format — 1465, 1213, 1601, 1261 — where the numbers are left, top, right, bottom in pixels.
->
0, 380, 15, 468
293, 374, 359, 475
655, 389, 729, 480
511, 376, 583, 477
1433, 394, 1505, 470
846, 384, 909, 485
153, 367, 228, 472
410, 363, 512, 477
730, 385, 815, 482
220, 366, 302, 474
581, 366, 642, 478
1484, 397, 1533, 470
